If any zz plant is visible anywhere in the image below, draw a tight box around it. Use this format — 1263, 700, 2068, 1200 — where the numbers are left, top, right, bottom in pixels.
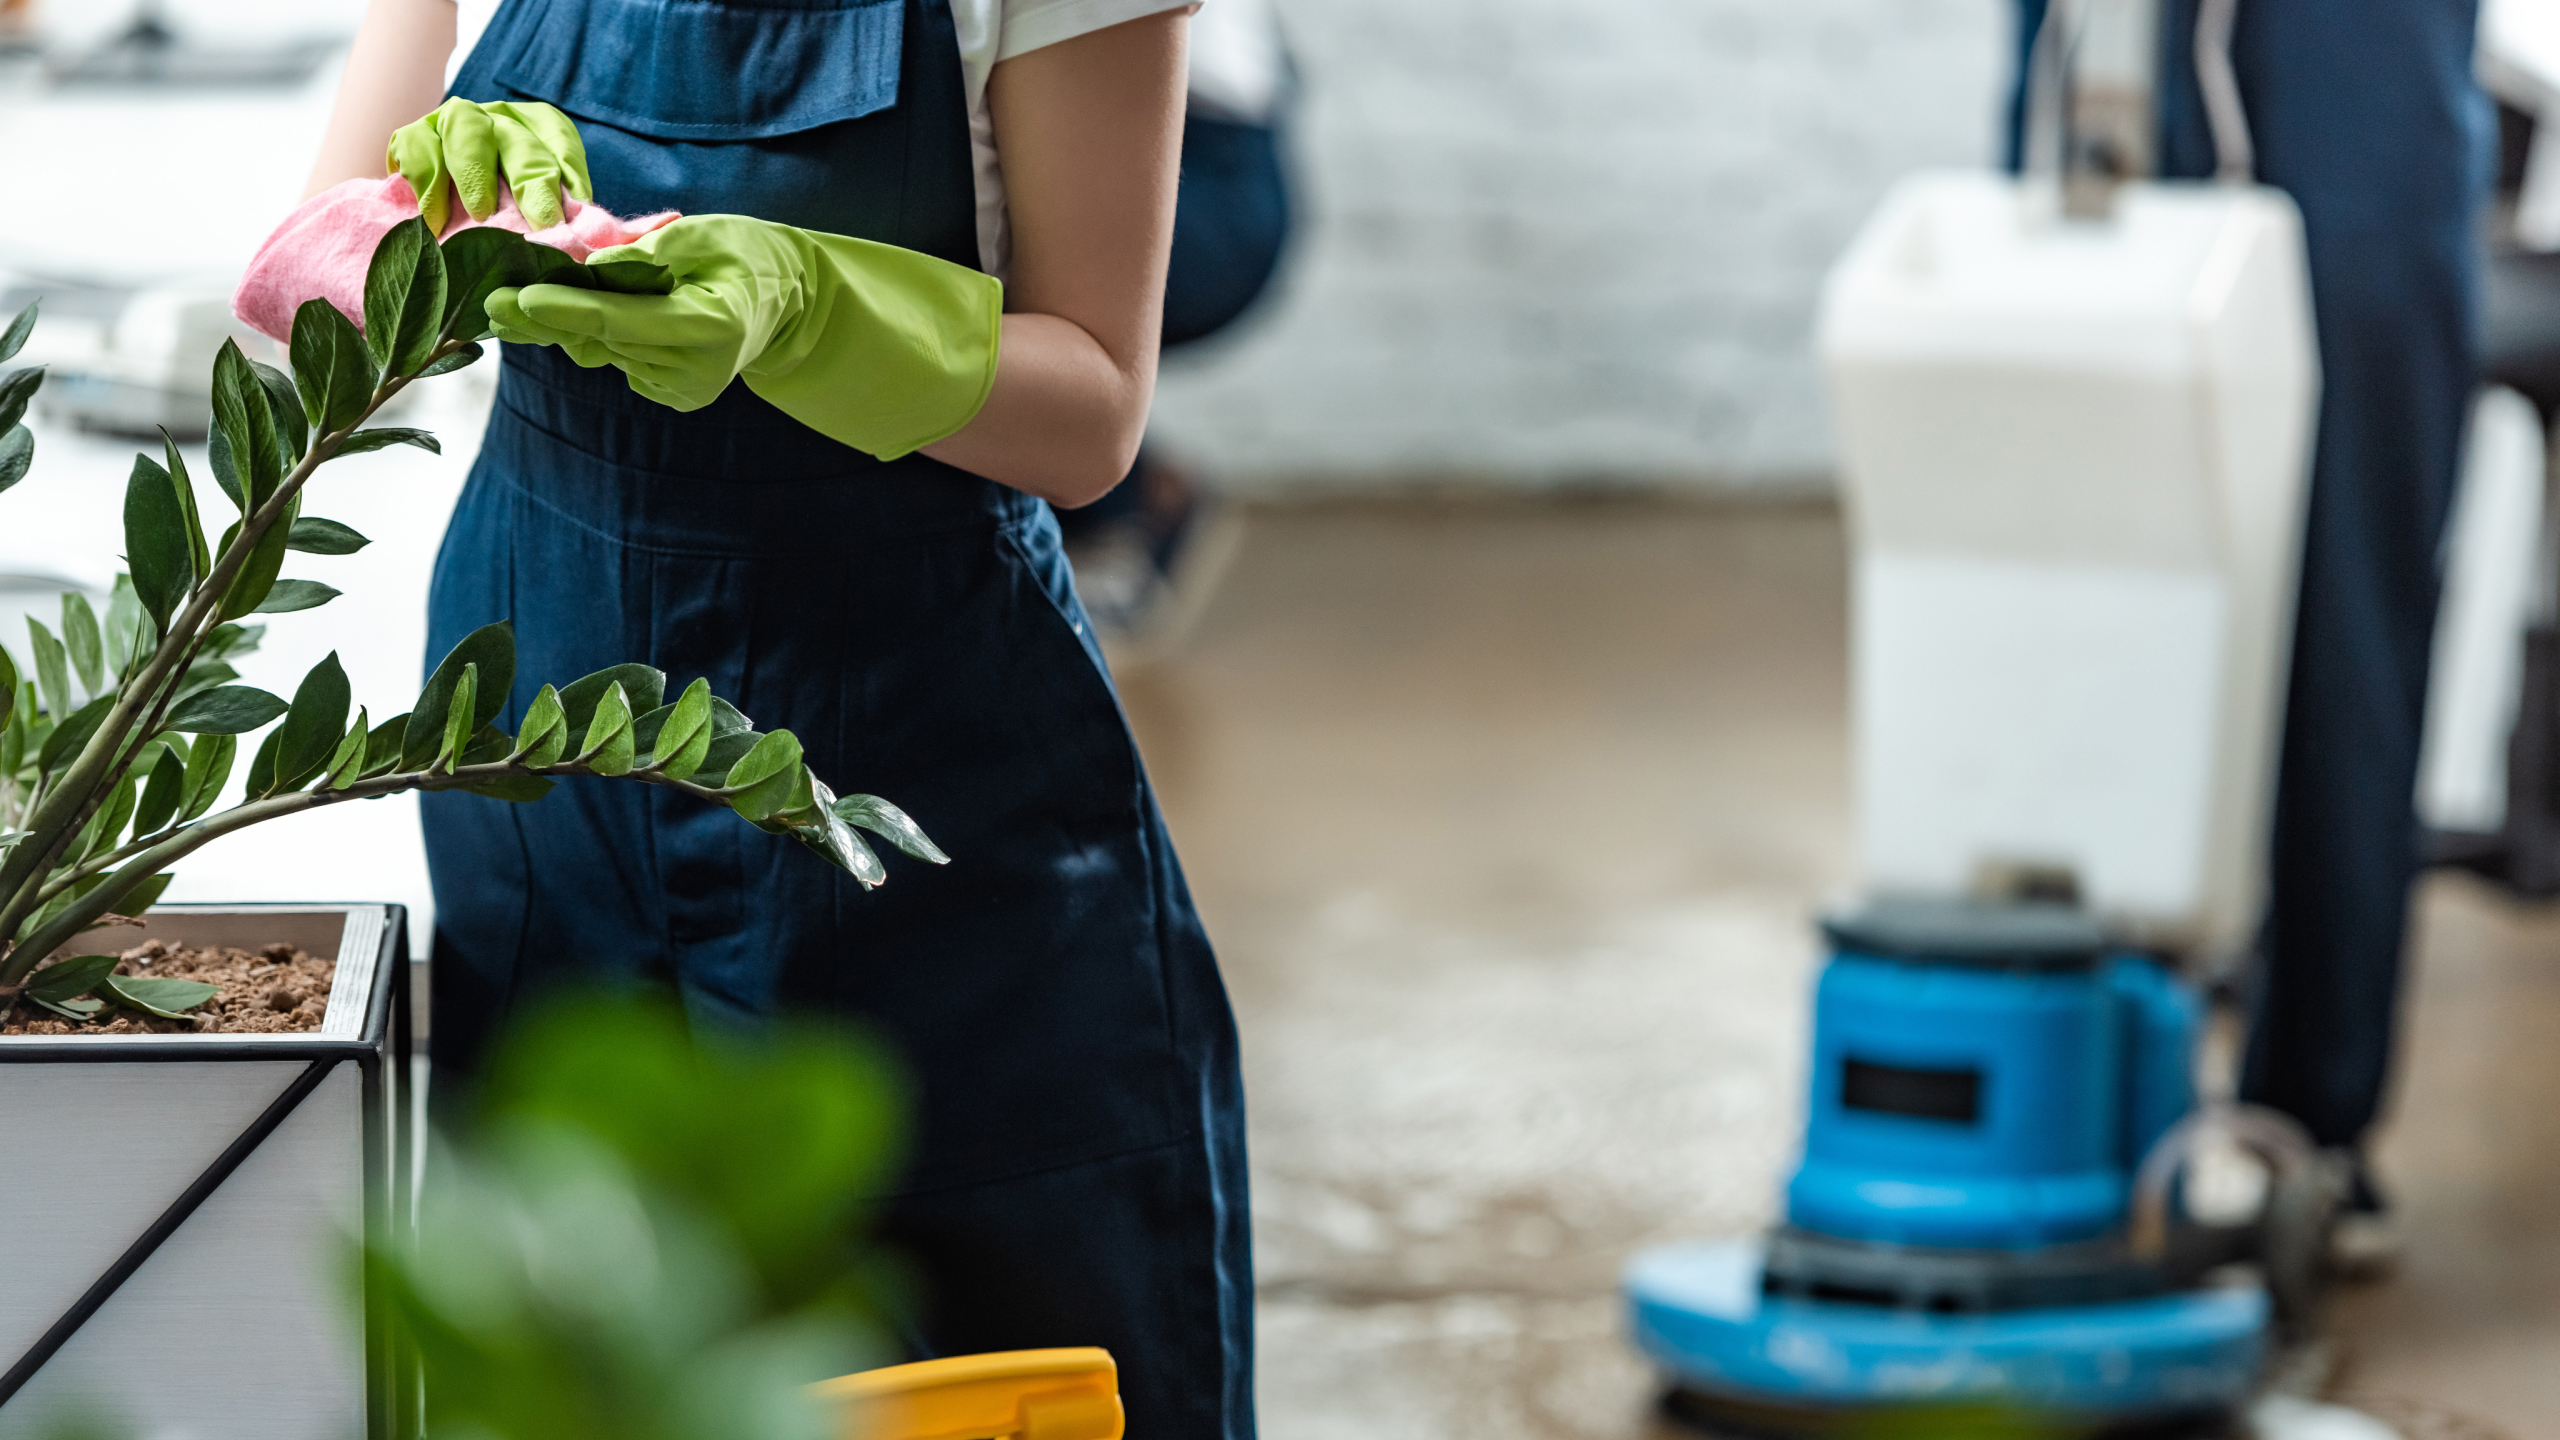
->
0, 219, 944, 1025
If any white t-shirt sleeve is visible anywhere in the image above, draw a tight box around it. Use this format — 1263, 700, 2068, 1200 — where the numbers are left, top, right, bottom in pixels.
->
992, 0, 1194, 64
447, 0, 495, 88
443, 0, 1193, 280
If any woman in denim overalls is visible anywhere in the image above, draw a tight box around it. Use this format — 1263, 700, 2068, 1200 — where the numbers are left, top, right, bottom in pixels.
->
304, 0, 1252, 1432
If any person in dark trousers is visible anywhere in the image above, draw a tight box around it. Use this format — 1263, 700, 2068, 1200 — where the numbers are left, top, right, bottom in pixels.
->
2010, 0, 2491, 1264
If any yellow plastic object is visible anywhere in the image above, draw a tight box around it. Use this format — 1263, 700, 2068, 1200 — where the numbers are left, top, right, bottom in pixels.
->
814, 1347, 1123, 1440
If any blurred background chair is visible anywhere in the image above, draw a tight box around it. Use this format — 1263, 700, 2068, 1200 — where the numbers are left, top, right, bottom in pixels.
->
2424, 0, 2560, 898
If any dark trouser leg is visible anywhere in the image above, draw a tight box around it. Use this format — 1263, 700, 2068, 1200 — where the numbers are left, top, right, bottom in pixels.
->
2010, 0, 2489, 1146
2199, 0, 2488, 1148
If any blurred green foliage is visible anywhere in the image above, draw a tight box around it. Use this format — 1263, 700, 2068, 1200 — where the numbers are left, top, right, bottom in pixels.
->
367, 993, 912, 1440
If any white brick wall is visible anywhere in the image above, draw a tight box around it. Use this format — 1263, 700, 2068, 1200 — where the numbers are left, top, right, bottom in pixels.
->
1151, 0, 2011, 493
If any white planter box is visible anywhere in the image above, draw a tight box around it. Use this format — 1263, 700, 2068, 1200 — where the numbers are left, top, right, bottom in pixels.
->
0, 904, 413, 1440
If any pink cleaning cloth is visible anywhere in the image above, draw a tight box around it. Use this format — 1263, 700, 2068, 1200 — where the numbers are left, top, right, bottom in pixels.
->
233, 174, 680, 344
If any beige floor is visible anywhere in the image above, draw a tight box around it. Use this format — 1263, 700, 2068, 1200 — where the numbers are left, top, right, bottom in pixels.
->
1116, 497, 2560, 1440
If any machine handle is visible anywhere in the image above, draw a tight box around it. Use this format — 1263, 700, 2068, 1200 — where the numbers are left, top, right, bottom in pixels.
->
2025, 0, 2256, 215
813, 1347, 1124, 1440
2193, 0, 2255, 183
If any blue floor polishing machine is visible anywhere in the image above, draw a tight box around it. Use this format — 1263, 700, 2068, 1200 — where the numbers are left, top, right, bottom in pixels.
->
1624, 898, 2341, 1437
1633, 2, 2352, 1429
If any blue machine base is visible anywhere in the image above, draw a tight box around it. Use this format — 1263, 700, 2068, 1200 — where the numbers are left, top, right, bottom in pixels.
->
1625, 1239, 2267, 1426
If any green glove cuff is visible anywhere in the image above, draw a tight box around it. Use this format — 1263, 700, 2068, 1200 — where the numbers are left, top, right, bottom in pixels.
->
738, 232, 1004, 461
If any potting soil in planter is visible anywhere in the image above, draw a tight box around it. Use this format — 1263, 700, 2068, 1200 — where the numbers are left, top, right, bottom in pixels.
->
2, 940, 335, 1035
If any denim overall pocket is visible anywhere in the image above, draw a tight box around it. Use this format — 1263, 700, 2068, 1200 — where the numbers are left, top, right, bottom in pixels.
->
482, 0, 904, 141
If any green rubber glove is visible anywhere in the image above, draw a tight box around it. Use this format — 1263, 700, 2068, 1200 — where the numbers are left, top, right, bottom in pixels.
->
389, 98, 593, 233
485, 214, 1004, 460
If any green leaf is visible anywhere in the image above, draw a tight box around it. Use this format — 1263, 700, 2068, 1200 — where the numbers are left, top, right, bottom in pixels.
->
405, 622, 514, 768
176, 660, 238, 700
26, 618, 68, 721
117, 872, 174, 917
60, 594, 102, 697
0, 425, 31, 497
215, 494, 299, 622
440, 662, 479, 773
746, 761, 817, 836
199, 622, 264, 661
0, 684, 28, 775
33, 996, 104, 1021
787, 776, 884, 885
699, 726, 763, 778
654, 712, 714, 780
0, 299, 35, 365
289, 297, 375, 435
363, 217, 449, 378
641, 677, 713, 774
79, 775, 137, 860
179, 731, 236, 820
319, 706, 370, 791
159, 431, 212, 578
0, 643, 13, 733
251, 579, 340, 615
363, 712, 408, 777
36, 692, 111, 778
438, 226, 675, 345
558, 664, 664, 739
440, 224, 588, 344
577, 680, 635, 776
210, 341, 287, 511
507, 684, 566, 764
125, 454, 195, 631
0, 365, 44, 435
334, 427, 441, 457
207, 427, 243, 510
104, 574, 143, 678
286, 517, 370, 555
243, 725, 283, 798
273, 652, 351, 792
165, 684, 289, 734
101, 974, 217, 1020
460, 772, 556, 801
831, 794, 950, 864
27, 953, 118, 1003
461, 722, 515, 767
18, 872, 98, 941
418, 342, 483, 378
723, 729, 804, 822
249, 356, 308, 462
133, 741, 186, 838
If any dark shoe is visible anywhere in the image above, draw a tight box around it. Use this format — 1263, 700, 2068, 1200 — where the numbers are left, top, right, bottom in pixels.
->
2328, 1157, 2403, 1281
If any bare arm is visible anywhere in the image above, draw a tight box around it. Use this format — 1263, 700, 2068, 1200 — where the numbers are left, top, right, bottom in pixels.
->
306, 0, 457, 198
920, 11, 1189, 507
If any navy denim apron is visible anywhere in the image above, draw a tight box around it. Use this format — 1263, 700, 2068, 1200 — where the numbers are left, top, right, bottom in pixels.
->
429, 3, 1254, 1433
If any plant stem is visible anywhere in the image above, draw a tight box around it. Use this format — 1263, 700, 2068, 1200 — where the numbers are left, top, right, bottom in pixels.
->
0, 352, 447, 963
1, 755, 726, 979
